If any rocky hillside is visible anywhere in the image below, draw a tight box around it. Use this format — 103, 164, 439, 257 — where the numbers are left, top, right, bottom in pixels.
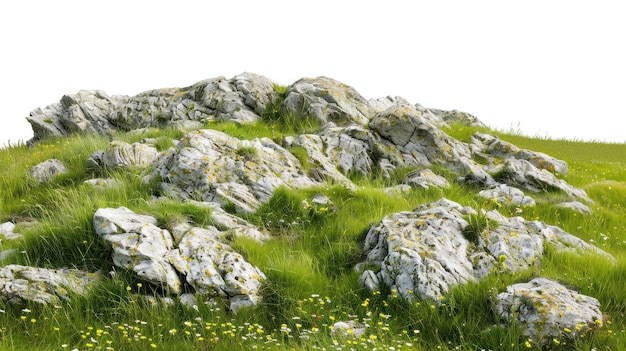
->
1, 73, 618, 347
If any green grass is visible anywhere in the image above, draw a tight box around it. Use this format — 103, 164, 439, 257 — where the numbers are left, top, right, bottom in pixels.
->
1, 118, 625, 350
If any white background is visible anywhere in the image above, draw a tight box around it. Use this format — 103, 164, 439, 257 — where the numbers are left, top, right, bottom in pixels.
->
1, 0, 624, 146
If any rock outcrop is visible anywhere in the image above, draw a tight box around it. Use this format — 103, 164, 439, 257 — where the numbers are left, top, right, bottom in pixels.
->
145, 129, 319, 213
0, 265, 100, 304
26, 73, 278, 144
357, 199, 614, 302
282, 77, 373, 126
494, 278, 604, 344
93, 206, 266, 312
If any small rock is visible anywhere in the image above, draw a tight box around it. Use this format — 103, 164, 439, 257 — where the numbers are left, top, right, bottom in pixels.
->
403, 169, 450, 189
0, 222, 22, 240
29, 159, 67, 182
556, 201, 593, 215
103, 141, 159, 169
494, 278, 604, 344
478, 184, 536, 207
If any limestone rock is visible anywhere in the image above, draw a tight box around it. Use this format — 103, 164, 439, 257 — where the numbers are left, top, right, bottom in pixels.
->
26, 90, 122, 143
282, 77, 373, 126
494, 278, 604, 343
556, 201, 593, 215
173, 72, 278, 124
437, 110, 486, 128
0, 265, 100, 304
290, 132, 356, 189
102, 141, 159, 169
478, 184, 536, 207
471, 133, 568, 175
93, 206, 266, 311
166, 225, 265, 312
147, 129, 319, 213
402, 169, 450, 189
369, 104, 473, 175
0, 222, 22, 241
29, 159, 67, 182
496, 159, 590, 202
357, 198, 614, 301
358, 199, 476, 302
26, 73, 277, 143
93, 207, 182, 293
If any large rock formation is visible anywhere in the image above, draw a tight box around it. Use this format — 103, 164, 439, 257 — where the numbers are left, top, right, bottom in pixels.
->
26, 73, 278, 144
357, 199, 613, 302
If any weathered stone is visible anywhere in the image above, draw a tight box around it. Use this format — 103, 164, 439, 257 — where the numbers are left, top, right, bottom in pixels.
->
93, 206, 266, 311
110, 88, 183, 130
494, 278, 604, 343
0, 265, 100, 304
368, 96, 412, 114
471, 133, 568, 175
358, 199, 476, 302
146, 129, 319, 213
478, 184, 536, 207
556, 201, 593, 215
369, 104, 473, 175
403, 169, 450, 189
0, 222, 22, 241
282, 77, 373, 126
437, 110, 486, 128
102, 141, 159, 169
29, 159, 67, 182
290, 132, 356, 190
496, 159, 590, 201
357, 198, 614, 301
26, 90, 122, 143
166, 224, 265, 312
93, 207, 182, 293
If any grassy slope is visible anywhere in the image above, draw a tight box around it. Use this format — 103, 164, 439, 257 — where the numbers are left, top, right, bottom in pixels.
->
0, 122, 625, 351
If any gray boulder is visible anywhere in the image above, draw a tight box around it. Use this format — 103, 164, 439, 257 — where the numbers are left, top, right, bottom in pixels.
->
102, 141, 159, 169
29, 159, 67, 182
403, 169, 450, 189
146, 129, 318, 213
478, 184, 536, 207
26, 90, 122, 143
93, 206, 266, 311
369, 104, 473, 175
0, 265, 100, 304
494, 278, 604, 344
471, 133, 568, 175
358, 199, 477, 302
26, 73, 278, 143
496, 159, 590, 202
166, 224, 266, 313
556, 201, 593, 215
357, 198, 614, 302
93, 207, 182, 293
282, 77, 373, 126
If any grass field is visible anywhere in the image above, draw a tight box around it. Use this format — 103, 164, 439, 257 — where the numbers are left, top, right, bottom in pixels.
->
1, 119, 625, 350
